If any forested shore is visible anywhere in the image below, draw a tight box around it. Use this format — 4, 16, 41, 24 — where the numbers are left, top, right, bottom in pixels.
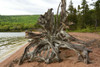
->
0, 15, 39, 32
0, 0, 100, 32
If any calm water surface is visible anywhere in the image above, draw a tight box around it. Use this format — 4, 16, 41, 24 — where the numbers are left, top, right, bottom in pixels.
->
0, 32, 25, 37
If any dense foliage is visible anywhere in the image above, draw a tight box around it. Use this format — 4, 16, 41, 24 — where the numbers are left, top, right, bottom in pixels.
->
0, 0, 99, 32
0, 15, 40, 32
67, 0, 100, 32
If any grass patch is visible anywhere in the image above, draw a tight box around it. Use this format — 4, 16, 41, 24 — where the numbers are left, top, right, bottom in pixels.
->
68, 27, 100, 33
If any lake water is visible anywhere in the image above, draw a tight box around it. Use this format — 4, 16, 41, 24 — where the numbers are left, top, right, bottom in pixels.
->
0, 32, 25, 37
0, 32, 27, 62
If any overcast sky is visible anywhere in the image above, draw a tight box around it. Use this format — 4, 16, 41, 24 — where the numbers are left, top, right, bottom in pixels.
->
0, 0, 97, 15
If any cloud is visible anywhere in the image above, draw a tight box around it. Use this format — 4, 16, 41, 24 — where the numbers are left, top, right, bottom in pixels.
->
0, 0, 97, 15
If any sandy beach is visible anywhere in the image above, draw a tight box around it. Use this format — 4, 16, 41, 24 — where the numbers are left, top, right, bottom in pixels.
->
0, 32, 100, 67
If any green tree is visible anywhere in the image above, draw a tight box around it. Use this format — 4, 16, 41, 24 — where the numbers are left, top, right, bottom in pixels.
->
81, 0, 90, 28
94, 0, 100, 29
68, 0, 77, 30
77, 5, 83, 29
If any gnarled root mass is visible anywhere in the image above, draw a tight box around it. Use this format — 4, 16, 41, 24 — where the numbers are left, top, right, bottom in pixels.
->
17, 0, 94, 65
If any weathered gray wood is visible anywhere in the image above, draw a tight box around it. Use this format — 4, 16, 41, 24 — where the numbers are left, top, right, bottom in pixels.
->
18, 0, 93, 65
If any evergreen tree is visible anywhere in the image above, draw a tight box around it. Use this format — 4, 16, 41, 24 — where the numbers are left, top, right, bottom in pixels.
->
77, 5, 83, 29
94, 0, 100, 27
81, 0, 89, 28
68, 0, 74, 14
68, 0, 77, 30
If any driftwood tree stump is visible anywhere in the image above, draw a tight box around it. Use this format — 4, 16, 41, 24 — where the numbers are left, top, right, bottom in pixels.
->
18, 0, 94, 65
